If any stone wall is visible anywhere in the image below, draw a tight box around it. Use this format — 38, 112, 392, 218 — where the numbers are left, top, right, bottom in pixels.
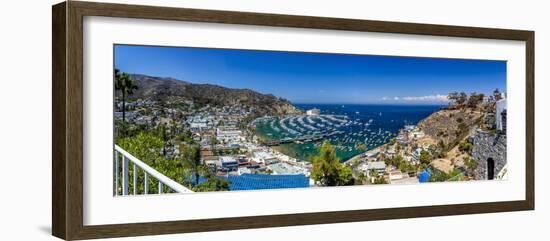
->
469, 129, 507, 180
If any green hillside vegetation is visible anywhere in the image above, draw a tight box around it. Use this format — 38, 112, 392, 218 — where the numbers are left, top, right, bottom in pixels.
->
116, 130, 230, 193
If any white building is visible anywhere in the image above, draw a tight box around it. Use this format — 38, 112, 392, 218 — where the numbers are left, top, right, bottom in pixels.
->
189, 116, 208, 131
358, 161, 386, 177
496, 98, 507, 131
238, 167, 252, 175
268, 162, 307, 175
190, 122, 207, 130
220, 156, 238, 169
203, 157, 221, 169
306, 108, 321, 116
389, 170, 404, 181
385, 147, 397, 158
403, 125, 415, 132
216, 128, 243, 143
409, 130, 425, 139
252, 151, 278, 164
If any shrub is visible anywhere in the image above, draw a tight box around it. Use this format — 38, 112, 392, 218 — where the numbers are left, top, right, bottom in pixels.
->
464, 157, 478, 171
373, 176, 388, 184
458, 141, 473, 154
419, 150, 431, 164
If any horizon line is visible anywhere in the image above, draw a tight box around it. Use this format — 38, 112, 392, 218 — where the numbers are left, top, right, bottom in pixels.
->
292, 102, 448, 106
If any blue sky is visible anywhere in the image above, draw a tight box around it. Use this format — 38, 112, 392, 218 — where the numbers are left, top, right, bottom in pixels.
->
114, 44, 506, 105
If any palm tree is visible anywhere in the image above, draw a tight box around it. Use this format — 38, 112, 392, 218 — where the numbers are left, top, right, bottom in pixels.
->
181, 144, 231, 192
114, 69, 138, 122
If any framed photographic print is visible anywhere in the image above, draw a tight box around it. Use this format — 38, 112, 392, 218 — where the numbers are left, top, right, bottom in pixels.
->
52, 1, 534, 240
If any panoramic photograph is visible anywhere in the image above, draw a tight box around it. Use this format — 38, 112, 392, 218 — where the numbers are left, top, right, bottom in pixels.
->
113, 45, 507, 195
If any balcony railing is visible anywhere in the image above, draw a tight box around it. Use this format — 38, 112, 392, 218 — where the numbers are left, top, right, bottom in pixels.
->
114, 145, 194, 195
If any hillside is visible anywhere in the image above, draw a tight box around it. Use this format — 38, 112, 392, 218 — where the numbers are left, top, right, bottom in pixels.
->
127, 74, 302, 116
416, 108, 483, 151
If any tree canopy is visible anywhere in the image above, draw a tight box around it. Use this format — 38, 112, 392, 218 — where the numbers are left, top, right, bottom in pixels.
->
419, 150, 431, 164
466, 92, 485, 108
311, 141, 354, 186
117, 132, 187, 194
448, 92, 467, 106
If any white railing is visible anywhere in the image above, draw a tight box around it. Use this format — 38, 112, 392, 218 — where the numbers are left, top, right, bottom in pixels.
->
114, 145, 194, 196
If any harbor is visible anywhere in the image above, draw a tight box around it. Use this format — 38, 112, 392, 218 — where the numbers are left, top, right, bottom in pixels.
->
111, 44, 508, 194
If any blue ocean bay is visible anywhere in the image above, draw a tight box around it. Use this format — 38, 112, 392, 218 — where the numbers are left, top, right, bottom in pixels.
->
254, 104, 443, 161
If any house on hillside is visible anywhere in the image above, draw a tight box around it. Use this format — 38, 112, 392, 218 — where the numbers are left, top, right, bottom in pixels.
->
496, 98, 507, 132
358, 161, 386, 177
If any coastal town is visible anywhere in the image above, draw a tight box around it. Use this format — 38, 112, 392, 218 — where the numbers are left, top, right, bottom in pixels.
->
116, 95, 314, 190
114, 71, 508, 193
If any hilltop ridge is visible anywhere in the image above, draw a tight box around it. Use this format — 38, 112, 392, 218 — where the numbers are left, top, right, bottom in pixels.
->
127, 74, 302, 116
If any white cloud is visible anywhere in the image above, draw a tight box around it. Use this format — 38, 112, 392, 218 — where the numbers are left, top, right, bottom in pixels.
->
380, 94, 449, 103
402, 94, 449, 102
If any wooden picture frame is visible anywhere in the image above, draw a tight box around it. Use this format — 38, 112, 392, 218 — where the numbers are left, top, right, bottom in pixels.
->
52, 1, 534, 240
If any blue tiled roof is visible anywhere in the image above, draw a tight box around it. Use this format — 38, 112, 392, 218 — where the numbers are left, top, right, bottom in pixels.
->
225, 174, 310, 191
419, 170, 430, 183
189, 173, 310, 191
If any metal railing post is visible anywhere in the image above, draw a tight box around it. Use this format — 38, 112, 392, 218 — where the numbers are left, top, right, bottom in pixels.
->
144, 172, 148, 195
114, 151, 119, 196
133, 163, 137, 195
122, 155, 128, 195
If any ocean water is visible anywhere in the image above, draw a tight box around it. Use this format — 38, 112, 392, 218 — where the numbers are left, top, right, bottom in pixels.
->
254, 104, 442, 161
